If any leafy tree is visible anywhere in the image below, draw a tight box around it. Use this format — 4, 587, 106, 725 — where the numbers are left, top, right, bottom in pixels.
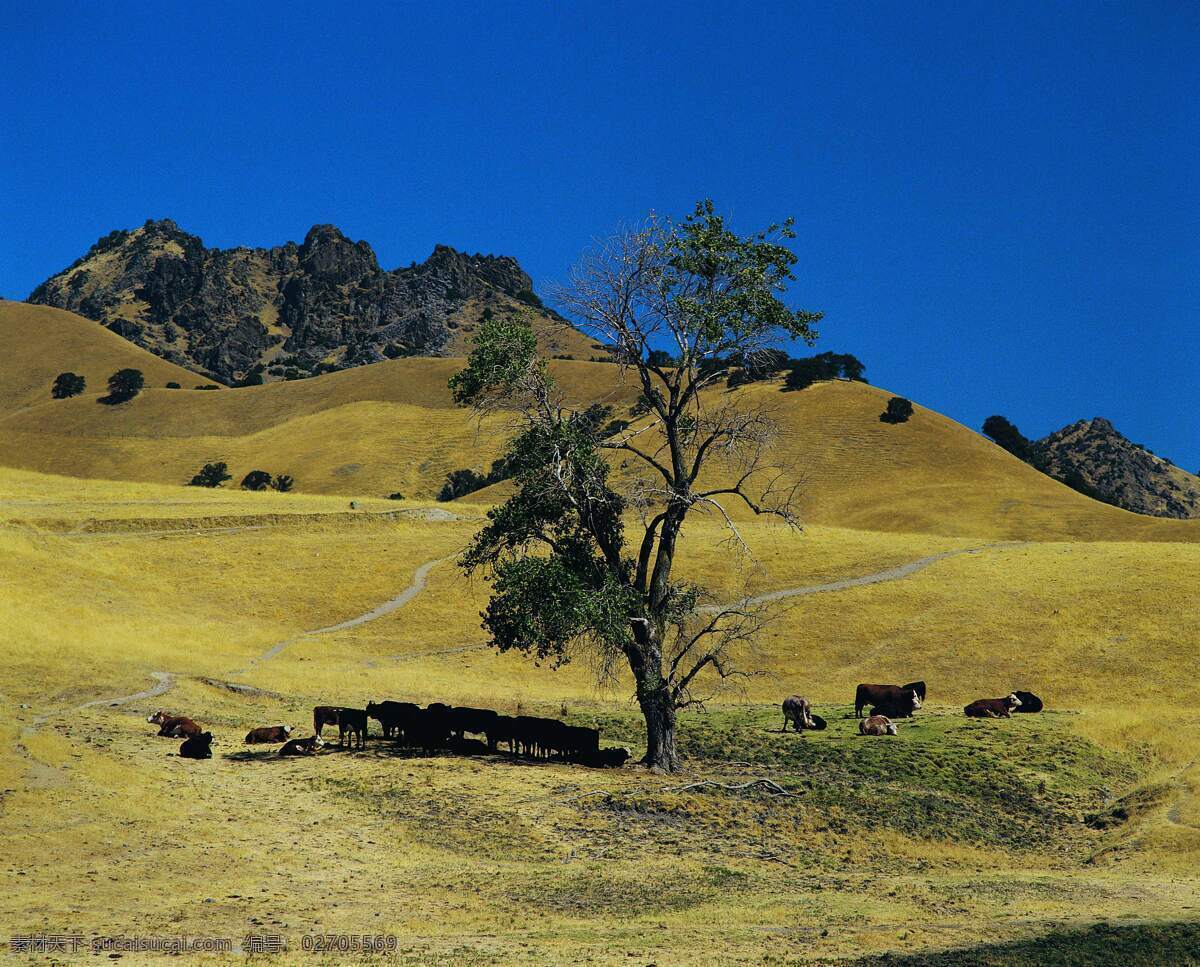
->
165, 381, 182, 389
188, 462, 231, 488
880, 396, 914, 423
271, 474, 295, 493
241, 470, 272, 491
982, 415, 1033, 462
101, 368, 144, 404
449, 200, 820, 771
51, 372, 86, 399
437, 468, 490, 501
783, 351, 867, 391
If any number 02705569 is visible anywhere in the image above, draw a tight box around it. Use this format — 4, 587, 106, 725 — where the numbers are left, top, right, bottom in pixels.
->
300, 934, 398, 953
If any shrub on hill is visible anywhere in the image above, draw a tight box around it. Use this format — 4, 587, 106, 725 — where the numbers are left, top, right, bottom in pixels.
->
782, 352, 867, 391
387, 492, 404, 500
437, 468, 490, 501
99, 368, 144, 404
880, 396, 914, 424
241, 470, 272, 491
165, 381, 181, 389
51, 372, 86, 399
188, 462, 231, 488
982, 415, 1033, 461
271, 474, 294, 492
194, 384, 220, 390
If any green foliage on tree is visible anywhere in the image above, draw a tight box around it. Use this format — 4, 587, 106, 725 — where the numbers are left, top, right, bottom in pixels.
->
188, 462, 232, 488
449, 200, 820, 771
982, 415, 1032, 461
241, 470, 272, 491
271, 474, 295, 493
101, 368, 144, 404
51, 372, 86, 399
880, 396, 914, 423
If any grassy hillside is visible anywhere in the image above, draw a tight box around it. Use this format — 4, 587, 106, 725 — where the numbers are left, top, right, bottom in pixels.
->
0, 300, 206, 412
3, 304, 1198, 544
0, 469, 1196, 962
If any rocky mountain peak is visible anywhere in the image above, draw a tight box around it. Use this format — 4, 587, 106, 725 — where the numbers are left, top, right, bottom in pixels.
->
28, 220, 559, 384
298, 224, 380, 281
1032, 417, 1200, 519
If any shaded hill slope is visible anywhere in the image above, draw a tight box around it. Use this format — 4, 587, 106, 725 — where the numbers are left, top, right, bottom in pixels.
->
27, 220, 596, 383
1, 303, 1196, 542
1033, 417, 1200, 519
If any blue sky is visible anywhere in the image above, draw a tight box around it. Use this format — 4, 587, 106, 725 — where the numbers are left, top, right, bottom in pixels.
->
3, 1, 1197, 468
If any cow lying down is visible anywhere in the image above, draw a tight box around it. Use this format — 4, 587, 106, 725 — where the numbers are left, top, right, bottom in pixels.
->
245, 725, 293, 744
280, 735, 324, 757
859, 714, 897, 736
964, 694, 1022, 718
148, 710, 202, 738
179, 732, 213, 759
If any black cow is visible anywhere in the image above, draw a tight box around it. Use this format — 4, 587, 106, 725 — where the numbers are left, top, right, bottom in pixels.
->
903, 680, 927, 702
449, 707, 499, 746
1012, 690, 1043, 713
561, 725, 600, 762
406, 706, 452, 753
584, 746, 631, 768
313, 706, 339, 737
855, 683, 923, 718
336, 708, 369, 748
179, 732, 213, 759
366, 701, 421, 739
486, 715, 518, 756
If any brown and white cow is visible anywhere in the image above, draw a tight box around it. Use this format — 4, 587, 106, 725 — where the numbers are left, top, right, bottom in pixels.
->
147, 710, 202, 738
964, 694, 1022, 718
244, 725, 293, 744
280, 735, 324, 757
859, 714, 898, 736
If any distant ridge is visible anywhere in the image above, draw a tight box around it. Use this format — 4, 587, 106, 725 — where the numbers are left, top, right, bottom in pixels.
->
1032, 417, 1200, 520
28, 220, 591, 384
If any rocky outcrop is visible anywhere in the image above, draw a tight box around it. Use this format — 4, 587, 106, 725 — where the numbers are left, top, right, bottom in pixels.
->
29, 219, 543, 383
1031, 417, 1200, 519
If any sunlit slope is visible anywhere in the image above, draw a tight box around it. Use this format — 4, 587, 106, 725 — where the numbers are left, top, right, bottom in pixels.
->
2, 301, 1197, 540
0, 304, 637, 497
0, 301, 205, 411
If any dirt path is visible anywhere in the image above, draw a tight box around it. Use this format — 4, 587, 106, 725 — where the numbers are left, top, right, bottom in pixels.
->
702, 542, 1023, 613
248, 554, 454, 666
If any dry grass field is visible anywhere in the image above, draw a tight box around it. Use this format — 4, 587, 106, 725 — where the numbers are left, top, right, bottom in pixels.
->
1, 303, 1198, 963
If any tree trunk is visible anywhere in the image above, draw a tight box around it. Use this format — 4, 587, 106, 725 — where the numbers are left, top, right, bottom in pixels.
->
629, 616, 680, 772
639, 684, 679, 772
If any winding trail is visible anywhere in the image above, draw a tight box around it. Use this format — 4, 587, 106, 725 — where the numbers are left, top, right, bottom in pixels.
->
701, 542, 1023, 613
250, 554, 454, 665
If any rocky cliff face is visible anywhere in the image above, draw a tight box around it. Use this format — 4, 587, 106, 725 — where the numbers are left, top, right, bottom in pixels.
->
29, 220, 547, 383
1032, 417, 1200, 519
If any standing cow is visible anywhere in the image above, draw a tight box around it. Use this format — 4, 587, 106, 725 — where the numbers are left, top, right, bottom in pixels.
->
854, 684, 922, 719
782, 695, 815, 732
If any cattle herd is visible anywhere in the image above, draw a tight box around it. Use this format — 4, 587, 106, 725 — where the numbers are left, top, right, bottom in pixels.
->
783, 681, 1044, 739
146, 700, 633, 767
147, 681, 1043, 763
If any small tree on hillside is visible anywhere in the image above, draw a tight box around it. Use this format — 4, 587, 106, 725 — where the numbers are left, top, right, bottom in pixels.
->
241, 470, 272, 491
52, 372, 86, 399
188, 462, 231, 488
880, 396, 914, 424
101, 368, 144, 404
271, 474, 295, 492
982, 415, 1033, 462
449, 201, 821, 771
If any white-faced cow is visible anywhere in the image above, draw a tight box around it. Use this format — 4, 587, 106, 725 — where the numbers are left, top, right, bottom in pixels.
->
964, 693, 1022, 718
859, 715, 897, 736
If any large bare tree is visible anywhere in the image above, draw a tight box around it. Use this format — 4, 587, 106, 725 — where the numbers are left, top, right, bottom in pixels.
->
449, 201, 821, 771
